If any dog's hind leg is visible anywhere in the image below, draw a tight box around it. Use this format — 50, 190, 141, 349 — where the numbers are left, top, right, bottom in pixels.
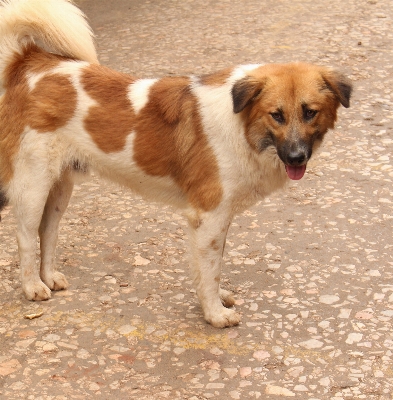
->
38, 172, 74, 291
187, 209, 241, 328
12, 175, 56, 301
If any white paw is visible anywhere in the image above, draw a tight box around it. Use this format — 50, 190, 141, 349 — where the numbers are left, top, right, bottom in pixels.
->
23, 281, 51, 301
42, 271, 69, 291
220, 288, 235, 308
205, 307, 241, 328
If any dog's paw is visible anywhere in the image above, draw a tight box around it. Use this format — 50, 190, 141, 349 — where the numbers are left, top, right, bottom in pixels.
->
23, 281, 51, 301
205, 307, 241, 328
219, 288, 235, 308
42, 271, 69, 291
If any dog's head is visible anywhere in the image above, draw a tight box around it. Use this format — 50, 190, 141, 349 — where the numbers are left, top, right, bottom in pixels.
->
232, 63, 352, 180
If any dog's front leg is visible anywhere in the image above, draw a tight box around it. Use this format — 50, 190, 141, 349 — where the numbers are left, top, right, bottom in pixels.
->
187, 210, 240, 328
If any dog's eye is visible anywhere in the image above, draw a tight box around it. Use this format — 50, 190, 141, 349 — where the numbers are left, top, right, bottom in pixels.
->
304, 109, 318, 121
270, 111, 285, 124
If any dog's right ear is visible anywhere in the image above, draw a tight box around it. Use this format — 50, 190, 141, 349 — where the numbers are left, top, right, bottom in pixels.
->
232, 77, 264, 114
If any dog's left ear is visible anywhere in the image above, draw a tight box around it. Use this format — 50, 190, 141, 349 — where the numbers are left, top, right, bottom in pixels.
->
232, 77, 264, 114
322, 69, 353, 108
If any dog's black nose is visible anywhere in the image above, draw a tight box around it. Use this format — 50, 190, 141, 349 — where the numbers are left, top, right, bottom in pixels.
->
286, 150, 306, 166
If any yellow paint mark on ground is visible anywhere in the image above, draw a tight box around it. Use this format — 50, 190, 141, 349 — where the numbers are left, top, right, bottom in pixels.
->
8, 303, 393, 378
37, 309, 252, 355
124, 324, 251, 355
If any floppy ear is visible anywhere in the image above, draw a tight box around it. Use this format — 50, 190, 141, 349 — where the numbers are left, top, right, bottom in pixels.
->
322, 69, 353, 108
231, 77, 263, 114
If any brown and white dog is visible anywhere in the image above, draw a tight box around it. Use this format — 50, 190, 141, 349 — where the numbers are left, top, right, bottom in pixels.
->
0, 0, 352, 327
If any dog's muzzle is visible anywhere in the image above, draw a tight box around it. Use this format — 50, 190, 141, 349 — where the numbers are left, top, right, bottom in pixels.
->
278, 141, 311, 180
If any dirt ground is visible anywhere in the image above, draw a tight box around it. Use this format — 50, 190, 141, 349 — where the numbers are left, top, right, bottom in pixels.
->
1, 0, 393, 399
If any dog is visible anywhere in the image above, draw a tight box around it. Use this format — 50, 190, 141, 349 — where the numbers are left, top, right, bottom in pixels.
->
0, 0, 352, 328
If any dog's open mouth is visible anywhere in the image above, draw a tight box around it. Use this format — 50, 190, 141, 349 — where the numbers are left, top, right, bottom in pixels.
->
285, 164, 307, 180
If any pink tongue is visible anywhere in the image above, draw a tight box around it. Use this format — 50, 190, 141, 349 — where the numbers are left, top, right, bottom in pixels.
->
285, 165, 307, 180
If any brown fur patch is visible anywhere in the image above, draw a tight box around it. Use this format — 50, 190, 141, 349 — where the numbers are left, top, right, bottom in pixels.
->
210, 240, 220, 251
81, 65, 136, 153
28, 74, 77, 132
199, 67, 233, 86
0, 44, 65, 183
2, 44, 63, 88
133, 77, 223, 211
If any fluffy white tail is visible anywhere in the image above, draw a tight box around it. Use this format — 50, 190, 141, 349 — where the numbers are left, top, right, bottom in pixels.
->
0, 0, 98, 86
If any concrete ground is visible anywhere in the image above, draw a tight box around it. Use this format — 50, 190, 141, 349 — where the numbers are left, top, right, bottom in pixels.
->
1, 0, 393, 398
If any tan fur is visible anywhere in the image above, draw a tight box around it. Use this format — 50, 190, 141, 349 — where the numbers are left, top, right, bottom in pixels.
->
200, 67, 233, 86
81, 64, 136, 153
80, 68, 223, 211
133, 77, 223, 211
29, 74, 77, 132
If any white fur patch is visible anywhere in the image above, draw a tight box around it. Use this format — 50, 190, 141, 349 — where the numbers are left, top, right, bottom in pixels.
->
26, 60, 89, 91
51, 60, 90, 76
227, 64, 262, 86
191, 77, 250, 200
128, 78, 158, 114
27, 71, 47, 91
